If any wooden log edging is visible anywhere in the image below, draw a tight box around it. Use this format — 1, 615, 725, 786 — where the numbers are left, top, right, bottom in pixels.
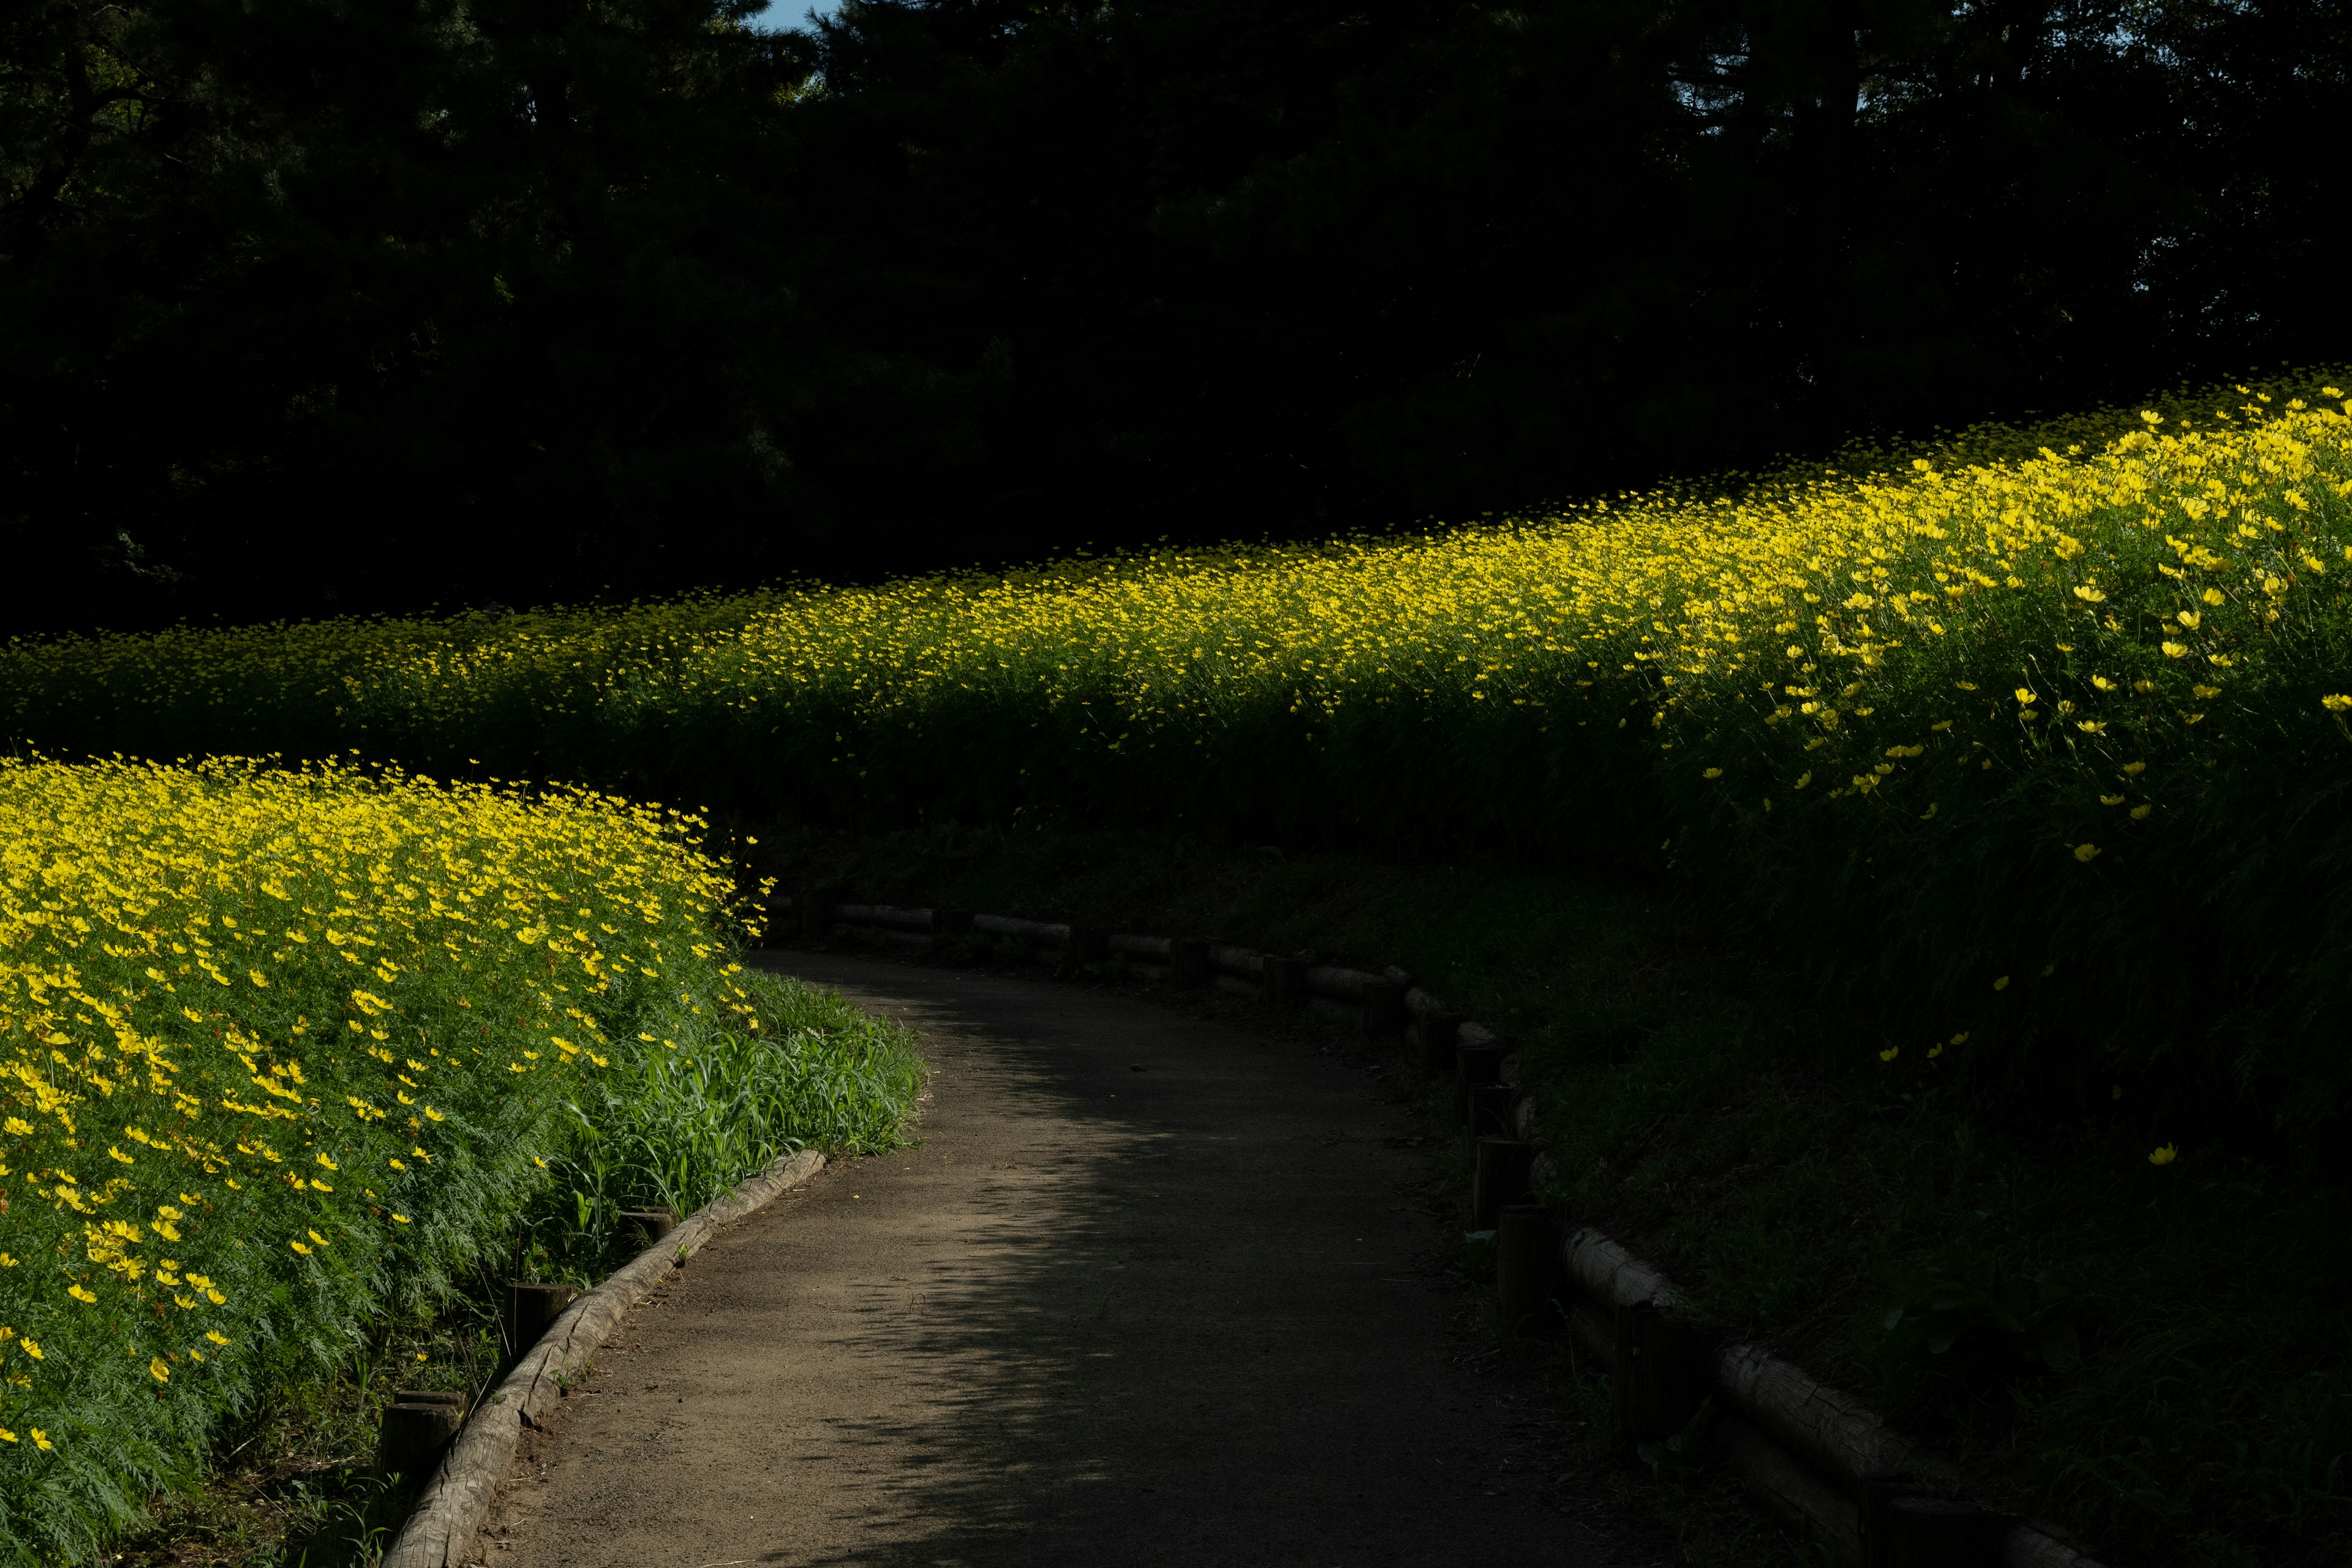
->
974, 912, 1069, 944
775, 896, 2112, 1567
380, 1149, 826, 1568
1562, 1231, 2101, 1567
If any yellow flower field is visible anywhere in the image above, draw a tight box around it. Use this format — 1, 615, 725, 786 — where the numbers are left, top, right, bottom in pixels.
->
0, 758, 756, 1557
5, 372, 2351, 1127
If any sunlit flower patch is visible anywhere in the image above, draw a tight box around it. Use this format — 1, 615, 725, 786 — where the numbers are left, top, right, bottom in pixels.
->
0, 758, 755, 1557
6, 374, 2352, 1127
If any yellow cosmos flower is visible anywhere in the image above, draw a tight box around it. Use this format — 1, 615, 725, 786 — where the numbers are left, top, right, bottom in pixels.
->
2149, 1144, 2178, 1166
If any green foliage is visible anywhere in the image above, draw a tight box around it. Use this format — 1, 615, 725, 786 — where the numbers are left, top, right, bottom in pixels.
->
1634, 1396, 1717, 1480
531, 972, 924, 1280
0, 760, 919, 1567
1883, 1250, 2082, 1376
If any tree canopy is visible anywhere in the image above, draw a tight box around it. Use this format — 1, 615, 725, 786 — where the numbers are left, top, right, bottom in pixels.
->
2, 0, 2345, 631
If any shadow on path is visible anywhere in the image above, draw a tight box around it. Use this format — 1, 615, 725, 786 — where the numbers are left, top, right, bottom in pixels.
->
484, 953, 1667, 1568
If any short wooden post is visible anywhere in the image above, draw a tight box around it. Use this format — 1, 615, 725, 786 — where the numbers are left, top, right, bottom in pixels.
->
1262, 954, 1307, 1011
377, 1393, 466, 1476
1496, 1203, 1557, 1336
1472, 1137, 1534, 1229
1882, 1497, 2011, 1567
507, 1281, 577, 1353
1418, 1011, 1459, 1075
1454, 1041, 1504, 1117
620, 1207, 677, 1250
1360, 980, 1406, 1044
1067, 925, 1111, 965
1169, 938, 1210, 987
1859, 1477, 1924, 1568
395, 1388, 467, 1407
1611, 1300, 1706, 1442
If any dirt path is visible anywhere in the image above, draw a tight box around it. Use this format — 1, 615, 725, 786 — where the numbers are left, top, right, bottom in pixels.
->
480, 952, 1668, 1568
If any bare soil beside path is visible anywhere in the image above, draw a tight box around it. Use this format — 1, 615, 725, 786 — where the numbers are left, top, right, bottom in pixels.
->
477, 952, 1674, 1568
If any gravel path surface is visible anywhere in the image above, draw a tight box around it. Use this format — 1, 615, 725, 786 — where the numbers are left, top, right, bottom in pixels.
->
478, 951, 1669, 1568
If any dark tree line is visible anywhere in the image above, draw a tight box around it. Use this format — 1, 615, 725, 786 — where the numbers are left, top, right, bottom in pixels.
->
2, 0, 2345, 632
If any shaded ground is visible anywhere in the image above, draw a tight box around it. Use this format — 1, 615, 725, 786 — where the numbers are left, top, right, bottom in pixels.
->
748, 827, 2328, 1567
478, 951, 1672, 1567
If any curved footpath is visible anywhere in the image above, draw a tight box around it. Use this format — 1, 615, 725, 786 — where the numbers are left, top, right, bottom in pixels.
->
477, 952, 1673, 1567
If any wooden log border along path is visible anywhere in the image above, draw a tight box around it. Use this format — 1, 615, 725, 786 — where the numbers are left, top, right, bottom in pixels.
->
379, 1150, 827, 1568
779, 894, 2114, 1568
